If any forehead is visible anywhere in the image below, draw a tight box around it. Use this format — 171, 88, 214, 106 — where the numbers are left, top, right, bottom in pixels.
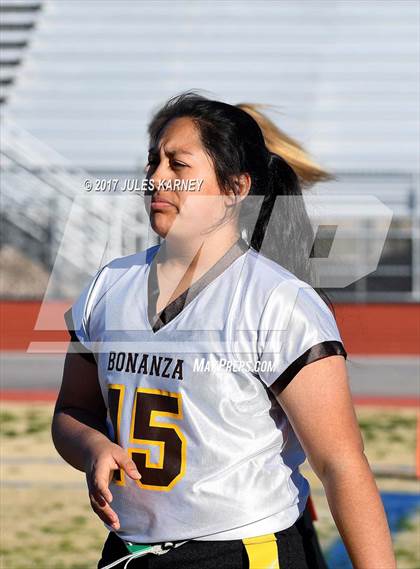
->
157, 117, 202, 152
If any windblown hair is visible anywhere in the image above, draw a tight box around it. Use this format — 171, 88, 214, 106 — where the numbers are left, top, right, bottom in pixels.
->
147, 91, 333, 310
236, 103, 334, 189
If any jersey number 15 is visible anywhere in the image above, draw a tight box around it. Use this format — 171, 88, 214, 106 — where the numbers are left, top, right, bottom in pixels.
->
108, 385, 187, 491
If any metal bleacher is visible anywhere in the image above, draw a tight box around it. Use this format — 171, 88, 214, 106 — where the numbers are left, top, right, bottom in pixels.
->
0, 114, 149, 296
0, 2, 149, 296
0, 0, 418, 300
2, 116, 107, 268
0, 1, 42, 106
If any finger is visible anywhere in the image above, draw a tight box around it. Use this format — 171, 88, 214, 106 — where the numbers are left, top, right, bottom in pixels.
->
90, 495, 120, 529
86, 483, 108, 508
116, 455, 141, 480
92, 503, 120, 530
89, 467, 114, 504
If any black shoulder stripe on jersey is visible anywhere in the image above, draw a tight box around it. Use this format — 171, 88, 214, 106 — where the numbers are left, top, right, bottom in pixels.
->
64, 308, 97, 365
269, 340, 347, 397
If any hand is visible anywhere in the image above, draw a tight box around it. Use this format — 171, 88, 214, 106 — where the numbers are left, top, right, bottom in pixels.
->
85, 441, 141, 530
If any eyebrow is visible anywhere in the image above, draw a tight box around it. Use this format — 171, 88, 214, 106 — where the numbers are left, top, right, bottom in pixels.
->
148, 146, 194, 157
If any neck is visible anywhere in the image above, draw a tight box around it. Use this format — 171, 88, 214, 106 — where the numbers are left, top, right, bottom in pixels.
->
158, 226, 242, 273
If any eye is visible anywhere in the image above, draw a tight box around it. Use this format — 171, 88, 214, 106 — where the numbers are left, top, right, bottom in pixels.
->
171, 160, 186, 169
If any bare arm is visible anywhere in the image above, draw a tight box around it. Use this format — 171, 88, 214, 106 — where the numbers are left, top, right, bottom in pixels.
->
52, 346, 110, 471
276, 355, 396, 569
51, 345, 141, 529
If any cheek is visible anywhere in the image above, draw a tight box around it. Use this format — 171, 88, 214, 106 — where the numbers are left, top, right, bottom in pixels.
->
185, 156, 219, 194
196, 166, 220, 196
177, 163, 224, 217
178, 194, 228, 230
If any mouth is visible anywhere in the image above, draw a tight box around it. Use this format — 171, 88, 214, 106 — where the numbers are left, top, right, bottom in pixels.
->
150, 196, 177, 211
151, 202, 175, 211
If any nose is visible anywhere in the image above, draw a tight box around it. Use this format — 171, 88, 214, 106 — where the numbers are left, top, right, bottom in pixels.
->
149, 159, 173, 189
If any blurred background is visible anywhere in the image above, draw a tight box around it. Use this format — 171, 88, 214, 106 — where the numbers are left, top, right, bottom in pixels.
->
0, 1, 419, 568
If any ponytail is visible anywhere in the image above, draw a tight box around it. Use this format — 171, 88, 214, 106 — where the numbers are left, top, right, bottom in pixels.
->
243, 151, 315, 286
236, 103, 334, 189
236, 105, 335, 314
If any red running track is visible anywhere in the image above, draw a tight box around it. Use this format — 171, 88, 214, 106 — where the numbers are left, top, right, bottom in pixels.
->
1, 302, 420, 355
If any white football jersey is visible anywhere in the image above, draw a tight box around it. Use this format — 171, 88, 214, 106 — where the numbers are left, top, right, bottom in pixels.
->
64, 237, 347, 543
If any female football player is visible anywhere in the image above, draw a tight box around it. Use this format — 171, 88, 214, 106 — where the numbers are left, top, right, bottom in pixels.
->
52, 92, 396, 569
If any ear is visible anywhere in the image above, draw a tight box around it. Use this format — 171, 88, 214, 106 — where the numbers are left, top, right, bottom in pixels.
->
226, 173, 251, 206
235, 173, 251, 198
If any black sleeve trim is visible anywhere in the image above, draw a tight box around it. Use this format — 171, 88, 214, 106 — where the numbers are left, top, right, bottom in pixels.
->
269, 340, 347, 397
64, 308, 97, 365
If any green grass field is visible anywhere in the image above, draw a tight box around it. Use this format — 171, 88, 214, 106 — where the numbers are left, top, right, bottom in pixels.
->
0, 403, 418, 568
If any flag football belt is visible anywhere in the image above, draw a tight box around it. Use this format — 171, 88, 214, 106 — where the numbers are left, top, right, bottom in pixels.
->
100, 538, 190, 569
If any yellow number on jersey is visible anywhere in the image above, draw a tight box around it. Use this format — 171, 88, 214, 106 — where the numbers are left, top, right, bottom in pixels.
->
108, 385, 186, 491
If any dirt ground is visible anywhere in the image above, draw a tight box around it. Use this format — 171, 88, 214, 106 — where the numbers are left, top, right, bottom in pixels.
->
0, 403, 418, 569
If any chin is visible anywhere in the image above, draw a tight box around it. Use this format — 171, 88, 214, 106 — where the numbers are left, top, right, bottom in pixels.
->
150, 214, 172, 239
